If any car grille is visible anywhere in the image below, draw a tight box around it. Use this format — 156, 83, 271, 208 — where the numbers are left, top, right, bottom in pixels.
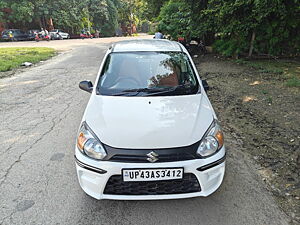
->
110, 153, 196, 162
103, 141, 200, 163
103, 173, 201, 195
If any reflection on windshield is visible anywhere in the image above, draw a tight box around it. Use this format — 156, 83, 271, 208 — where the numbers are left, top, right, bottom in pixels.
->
98, 52, 199, 96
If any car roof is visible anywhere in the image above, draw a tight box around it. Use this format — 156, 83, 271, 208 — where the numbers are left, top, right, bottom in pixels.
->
111, 39, 183, 52
5, 29, 20, 31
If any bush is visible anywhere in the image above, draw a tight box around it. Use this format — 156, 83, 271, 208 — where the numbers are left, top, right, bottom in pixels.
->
213, 39, 248, 58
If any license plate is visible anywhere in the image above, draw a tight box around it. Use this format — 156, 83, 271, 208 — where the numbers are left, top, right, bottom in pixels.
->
122, 168, 183, 182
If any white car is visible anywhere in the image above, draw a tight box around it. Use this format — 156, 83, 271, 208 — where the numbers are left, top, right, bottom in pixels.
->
75, 39, 226, 200
49, 29, 70, 39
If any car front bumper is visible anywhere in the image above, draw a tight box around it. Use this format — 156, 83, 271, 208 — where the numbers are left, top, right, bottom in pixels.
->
75, 147, 226, 200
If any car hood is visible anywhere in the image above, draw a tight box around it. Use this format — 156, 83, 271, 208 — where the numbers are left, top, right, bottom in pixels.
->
84, 94, 214, 149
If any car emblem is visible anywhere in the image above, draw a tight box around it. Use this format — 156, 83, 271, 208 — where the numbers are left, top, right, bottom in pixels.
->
146, 151, 159, 163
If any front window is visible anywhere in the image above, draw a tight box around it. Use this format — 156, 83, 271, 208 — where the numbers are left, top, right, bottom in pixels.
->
97, 52, 199, 96
14, 30, 24, 34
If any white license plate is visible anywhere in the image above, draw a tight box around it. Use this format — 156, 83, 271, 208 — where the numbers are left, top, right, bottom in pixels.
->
122, 168, 183, 182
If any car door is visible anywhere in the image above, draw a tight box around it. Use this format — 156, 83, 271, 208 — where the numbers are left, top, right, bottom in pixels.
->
58, 30, 66, 38
20, 30, 30, 40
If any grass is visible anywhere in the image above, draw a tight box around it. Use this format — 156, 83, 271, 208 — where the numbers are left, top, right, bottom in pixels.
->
235, 58, 300, 87
0, 47, 56, 72
286, 76, 300, 87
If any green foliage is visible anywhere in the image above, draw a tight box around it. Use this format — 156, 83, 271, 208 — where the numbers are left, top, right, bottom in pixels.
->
117, 0, 157, 33
0, 0, 120, 35
157, 0, 191, 39
213, 39, 249, 58
142, 0, 168, 20
149, 0, 300, 57
286, 77, 300, 87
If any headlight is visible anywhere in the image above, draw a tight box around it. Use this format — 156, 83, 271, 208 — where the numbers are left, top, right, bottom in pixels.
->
197, 120, 224, 157
77, 122, 107, 160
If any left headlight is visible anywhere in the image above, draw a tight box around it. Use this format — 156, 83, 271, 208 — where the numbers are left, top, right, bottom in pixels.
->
197, 120, 224, 157
77, 122, 107, 160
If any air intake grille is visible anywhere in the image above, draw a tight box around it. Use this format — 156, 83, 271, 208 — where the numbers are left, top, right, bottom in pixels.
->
103, 173, 201, 195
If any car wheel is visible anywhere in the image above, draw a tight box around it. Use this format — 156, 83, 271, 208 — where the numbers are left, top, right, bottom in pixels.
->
67, 35, 70, 39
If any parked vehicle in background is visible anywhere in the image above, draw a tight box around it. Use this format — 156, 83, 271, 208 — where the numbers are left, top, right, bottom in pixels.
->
1, 29, 31, 41
80, 33, 93, 39
49, 29, 70, 39
80, 28, 93, 39
35, 33, 50, 42
178, 37, 207, 56
50, 32, 63, 40
27, 29, 40, 40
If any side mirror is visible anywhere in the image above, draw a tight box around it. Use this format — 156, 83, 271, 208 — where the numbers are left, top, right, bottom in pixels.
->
79, 80, 93, 93
202, 80, 210, 92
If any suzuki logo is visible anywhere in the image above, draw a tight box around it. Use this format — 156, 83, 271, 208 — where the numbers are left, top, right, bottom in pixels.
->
146, 151, 159, 163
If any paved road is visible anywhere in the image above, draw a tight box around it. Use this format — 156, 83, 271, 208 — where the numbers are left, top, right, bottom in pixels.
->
0, 35, 151, 51
0, 38, 290, 225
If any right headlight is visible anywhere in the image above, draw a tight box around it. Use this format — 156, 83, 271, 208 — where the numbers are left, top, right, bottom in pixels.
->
197, 120, 224, 157
76, 122, 107, 160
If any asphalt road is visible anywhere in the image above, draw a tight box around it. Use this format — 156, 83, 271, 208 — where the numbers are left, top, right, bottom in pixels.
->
0, 38, 290, 225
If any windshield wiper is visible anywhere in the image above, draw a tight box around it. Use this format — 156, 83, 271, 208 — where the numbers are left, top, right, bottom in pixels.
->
123, 87, 171, 93
110, 85, 197, 96
144, 84, 197, 96
110, 87, 168, 96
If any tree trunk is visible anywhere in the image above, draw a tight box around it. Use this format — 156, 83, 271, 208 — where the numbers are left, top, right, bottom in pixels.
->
248, 31, 256, 58
39, 17, 43, 29
49, 17, 54, 30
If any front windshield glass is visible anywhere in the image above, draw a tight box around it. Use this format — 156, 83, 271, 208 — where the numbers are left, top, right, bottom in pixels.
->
97, 52, 199, 96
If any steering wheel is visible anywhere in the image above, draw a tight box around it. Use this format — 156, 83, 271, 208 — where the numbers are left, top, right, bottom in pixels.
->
113, 77, 140, 89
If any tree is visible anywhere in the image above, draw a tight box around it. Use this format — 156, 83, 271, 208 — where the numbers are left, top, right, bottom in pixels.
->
0, 0, 120, 35
154, 0, 300, 56
157, 0, 191, 39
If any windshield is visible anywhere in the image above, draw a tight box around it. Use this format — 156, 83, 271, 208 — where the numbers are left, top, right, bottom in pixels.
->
13, 30, 24, 34
97, 52, 199, 96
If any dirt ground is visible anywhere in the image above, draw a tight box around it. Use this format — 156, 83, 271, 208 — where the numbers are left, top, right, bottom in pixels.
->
196, 55, 300, 223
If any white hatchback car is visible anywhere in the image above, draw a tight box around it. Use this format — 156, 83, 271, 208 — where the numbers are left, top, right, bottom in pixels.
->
75, 39, 226, 200
49, 29, 70, 39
